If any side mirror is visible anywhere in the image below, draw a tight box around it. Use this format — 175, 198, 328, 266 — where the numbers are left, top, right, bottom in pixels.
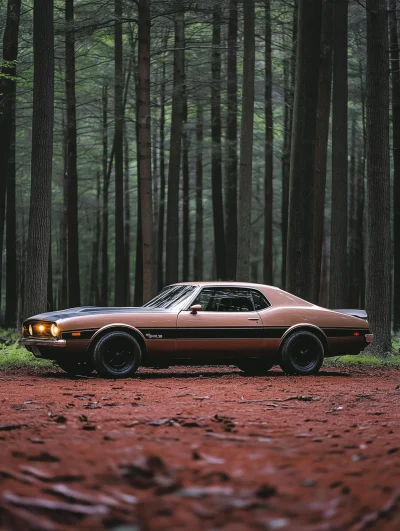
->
190, 304, 202, 314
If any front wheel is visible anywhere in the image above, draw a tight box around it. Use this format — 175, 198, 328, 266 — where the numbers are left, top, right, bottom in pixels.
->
92, 331, 142, 378
56, 359, 94, 376
236, 359, 275, 376
279, 331, 324, 376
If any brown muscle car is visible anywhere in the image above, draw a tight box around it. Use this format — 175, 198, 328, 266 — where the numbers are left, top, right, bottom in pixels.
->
19, 282, 373, 378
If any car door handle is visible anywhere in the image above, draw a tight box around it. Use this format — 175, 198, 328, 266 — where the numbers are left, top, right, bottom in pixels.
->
248, 318, 259, 321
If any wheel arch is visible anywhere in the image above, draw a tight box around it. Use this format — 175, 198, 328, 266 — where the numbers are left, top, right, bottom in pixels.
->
278, 324, 328, 354
87, 324, 148, 360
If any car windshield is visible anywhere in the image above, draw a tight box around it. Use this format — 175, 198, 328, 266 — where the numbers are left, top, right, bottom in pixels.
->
143, 285, 197, 309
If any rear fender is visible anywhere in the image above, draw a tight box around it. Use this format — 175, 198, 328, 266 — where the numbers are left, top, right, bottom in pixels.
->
278, 324, 328, 354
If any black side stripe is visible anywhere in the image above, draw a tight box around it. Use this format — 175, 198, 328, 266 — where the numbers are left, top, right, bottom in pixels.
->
61, 326, 368, 341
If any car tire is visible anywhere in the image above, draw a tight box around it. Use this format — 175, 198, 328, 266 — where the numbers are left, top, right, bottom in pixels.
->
92, 331, 142, 378
279, 331, 324, 376
237, 359, 275, 375
56, 359, 94, 376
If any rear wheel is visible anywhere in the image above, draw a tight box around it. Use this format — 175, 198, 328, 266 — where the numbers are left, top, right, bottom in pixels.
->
92, 331, 142, 378
279, 331, 324, 375
236, 359, 275, 376
56, 359, 94, 376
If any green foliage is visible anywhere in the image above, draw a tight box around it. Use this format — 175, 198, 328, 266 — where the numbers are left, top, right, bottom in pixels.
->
325, 353, 400, 368
0, 329, 52, 369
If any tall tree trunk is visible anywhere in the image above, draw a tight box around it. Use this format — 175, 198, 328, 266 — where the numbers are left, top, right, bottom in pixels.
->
281, 54, 290, 288
65, 0, 80, 307
194, 101, 204, 280
281, 3, 298, 288
60, 106, 68, 309
366, 0, 392, 354
89, 172, 101, 305
182, 53, 190, 281
5, 95, 17, 328
132, 36, 143, 306
124, 120, 131, 304
114, 0, 125, 305
390, 0, 400, 331
0, 0, 21, 313
211, 3, 226, 280
47, 236, 53, 311
138, 0, 153, 302
286, 0, 322, 300
225, 0, 238, 280
23, 0, 54, 319
263, 0, 273, 284
313, 0, 334, 304
356, 149, 365, 308
236, 0, 255, 280
157, 44, 167, 290
182, 121, 190, 281
101, 85, 110, 306
348, 113, 360, 308
329, 0, 348, 308
166, 3, 185, 285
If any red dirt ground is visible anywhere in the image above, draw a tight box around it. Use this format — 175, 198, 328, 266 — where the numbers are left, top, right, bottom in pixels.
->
0, 365, 399, 530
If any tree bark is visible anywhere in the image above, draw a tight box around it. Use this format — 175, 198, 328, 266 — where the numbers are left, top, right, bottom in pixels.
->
313, 0, 334, 304
47, 236, 53, 311
124, 118, 131, 305
281, 54, 290, 288
157, 41, 167, 290
263, 0, 273, 284
225, 0, 238, 280
286, 0, 322, 300
23, 0, 54, 319
329, 0, 348, 308
101, 85, 110, 306
60, 105, 68, 309
65, 0, 81, 308
182, 51, 190, 282
236, 0, 255, 281
0, 0, 21, 313
365, 0, 392, 354
211, 3, 226, 280
114, 0, 125, 305
194, 101, 204, 280
389, 0, 400, 331
348, 113, 364, 309
89, 172, 101, 306
166, 3, 185, 285
281, 3, 298, 289
138, 0, 153, 303
5, 94, 17, 327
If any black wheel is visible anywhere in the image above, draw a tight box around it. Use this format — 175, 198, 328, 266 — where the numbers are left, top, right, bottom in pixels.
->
92, 331, 142, 378
237, 359, 275, 375
279, 331, 324, 376
56, 359, 94, 376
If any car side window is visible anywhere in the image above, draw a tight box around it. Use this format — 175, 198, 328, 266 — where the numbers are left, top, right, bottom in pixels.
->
251, 290, 270, 311
192, 288, 256, 312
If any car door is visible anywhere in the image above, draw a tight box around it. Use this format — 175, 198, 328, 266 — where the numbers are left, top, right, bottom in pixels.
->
176, 287, 264, 360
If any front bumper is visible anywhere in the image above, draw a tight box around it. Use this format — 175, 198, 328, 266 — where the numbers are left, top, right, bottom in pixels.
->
19, 338, 66, 348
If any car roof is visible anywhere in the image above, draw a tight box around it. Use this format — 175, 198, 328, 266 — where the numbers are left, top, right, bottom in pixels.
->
173, 281, 276, 288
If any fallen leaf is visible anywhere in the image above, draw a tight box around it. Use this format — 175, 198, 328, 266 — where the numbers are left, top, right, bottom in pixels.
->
0, 424, 25, 431
3, 490, 109, 516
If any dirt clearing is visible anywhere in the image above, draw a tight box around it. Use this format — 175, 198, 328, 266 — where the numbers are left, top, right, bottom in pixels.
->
0, 365, 399, 530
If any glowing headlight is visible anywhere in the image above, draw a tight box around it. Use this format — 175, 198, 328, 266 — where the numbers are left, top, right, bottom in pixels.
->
37, 324, 45, 333
28, 325, 33, 336
50, 324, 59, 337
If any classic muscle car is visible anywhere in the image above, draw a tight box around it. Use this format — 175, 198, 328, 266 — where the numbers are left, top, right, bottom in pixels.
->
19, 282, 373, 378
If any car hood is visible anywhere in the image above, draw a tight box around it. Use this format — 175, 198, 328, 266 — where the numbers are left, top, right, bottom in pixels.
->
25, 306, 171, 323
